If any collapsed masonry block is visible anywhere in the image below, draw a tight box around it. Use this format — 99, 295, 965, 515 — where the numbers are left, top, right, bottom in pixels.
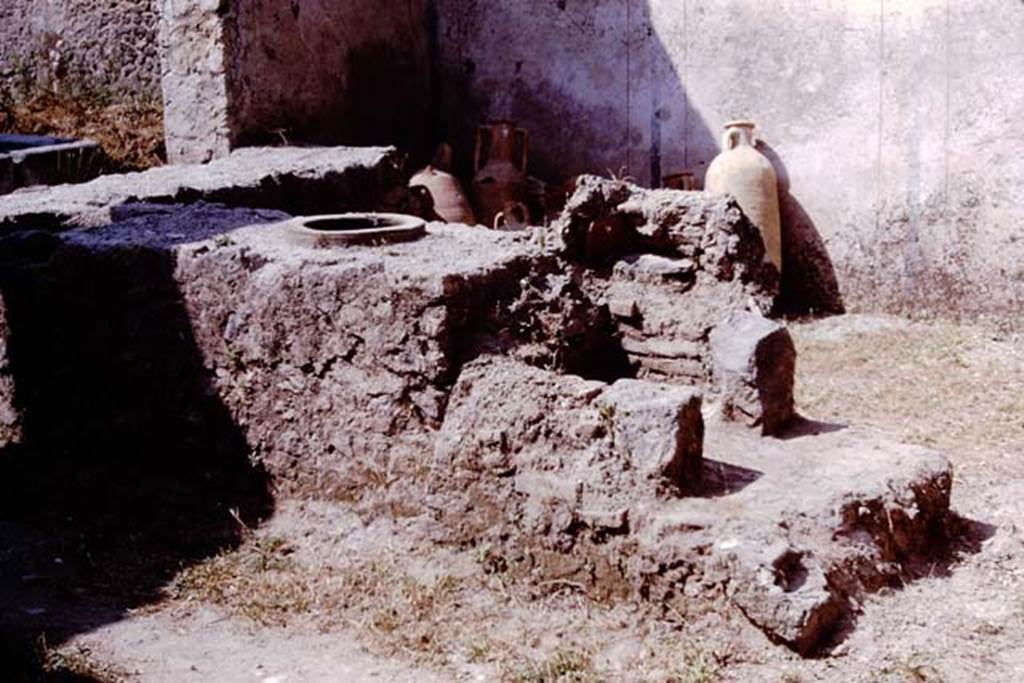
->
600, 379, 704, 493
710, 312, 797, 435
435, 357, 704, 492
556, 176, 793, 428
431, 358, 704, 545
723, 542, 842, 654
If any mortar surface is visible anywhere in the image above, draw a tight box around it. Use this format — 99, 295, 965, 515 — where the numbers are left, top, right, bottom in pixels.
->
0, 145, 403, 231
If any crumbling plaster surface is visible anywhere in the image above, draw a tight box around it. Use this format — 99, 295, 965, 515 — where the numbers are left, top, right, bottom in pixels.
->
438, 0, 1024, 322
0, 0, 159, 96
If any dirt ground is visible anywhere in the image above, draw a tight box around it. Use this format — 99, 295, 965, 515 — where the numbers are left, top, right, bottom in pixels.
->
18, 313, 1024, 681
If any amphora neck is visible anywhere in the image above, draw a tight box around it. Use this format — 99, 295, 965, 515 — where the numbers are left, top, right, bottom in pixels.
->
722, 120, 757, 150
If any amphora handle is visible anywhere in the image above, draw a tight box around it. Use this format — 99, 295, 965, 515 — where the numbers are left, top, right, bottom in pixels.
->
721, 122, 757, 151
515, 128, 529, 173
722, 129, 741, 151
474, 126, 490, 173
493, 201, 530, 230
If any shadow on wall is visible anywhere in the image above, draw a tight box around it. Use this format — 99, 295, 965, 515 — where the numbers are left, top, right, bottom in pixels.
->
435, 1, 719, 187
760, 143, 845, 316
228, 0, 434, 162
435, 0, 843, 315
0, 226, 274, 678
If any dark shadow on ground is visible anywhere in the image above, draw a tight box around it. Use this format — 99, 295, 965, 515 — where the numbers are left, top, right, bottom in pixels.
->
0, 213, 275, 680
775, 415, 848, 441
817, 513, 996, 658
701, 459, 764, 498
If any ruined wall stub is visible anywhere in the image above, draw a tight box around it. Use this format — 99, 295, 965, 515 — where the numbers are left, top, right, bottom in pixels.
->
158, 0, 235, 163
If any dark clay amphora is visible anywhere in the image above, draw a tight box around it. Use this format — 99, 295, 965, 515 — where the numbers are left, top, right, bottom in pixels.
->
472, 122, 530, 228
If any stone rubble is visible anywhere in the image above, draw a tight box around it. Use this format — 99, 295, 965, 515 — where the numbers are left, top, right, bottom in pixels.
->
0, 165, 956, 655
428, 357, 951, 655
556, 175, 791, 433
710, 311, 796, 435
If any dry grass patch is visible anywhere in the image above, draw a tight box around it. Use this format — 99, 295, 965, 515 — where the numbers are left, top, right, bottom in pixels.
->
511, 647, 596, 682
869, 653, 947, 682
791, 315, 1024, 474
168, 535, 310, 626
167, 528, 464, 660
36, 635, 131, 682
0, 85, 164, 171
165, 523, 736, 679
668, 648, 723, 683
160, 499, 755, 679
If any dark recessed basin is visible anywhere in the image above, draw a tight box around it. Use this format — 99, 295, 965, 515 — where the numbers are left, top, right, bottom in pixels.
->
282, 213, 427, 247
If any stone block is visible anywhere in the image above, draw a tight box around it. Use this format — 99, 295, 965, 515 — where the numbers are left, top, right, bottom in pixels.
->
710, 312, 796, 435
601, 379, 704, 493
431, 358, 706, 546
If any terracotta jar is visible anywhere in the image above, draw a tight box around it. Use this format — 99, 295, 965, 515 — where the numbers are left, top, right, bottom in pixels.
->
409, 144, 477, 225
705, 120, 782, 271
473, 122, 530, 228
493, 200, 530, 231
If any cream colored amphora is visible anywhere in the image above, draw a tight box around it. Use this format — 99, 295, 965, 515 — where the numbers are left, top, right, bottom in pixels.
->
705, 121, 782, 271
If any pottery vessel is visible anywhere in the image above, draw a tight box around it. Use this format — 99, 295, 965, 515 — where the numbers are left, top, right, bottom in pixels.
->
409, 162, 476, 225
493, 201, 530, 231
705, 120, 782, 271
282, 213, 426, 248
473, 122, 530, 228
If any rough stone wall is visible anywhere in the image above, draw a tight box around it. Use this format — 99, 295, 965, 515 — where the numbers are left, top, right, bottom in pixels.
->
159, 0, 433, 164
228, 0, 433, 156
0, 0, 159, 96
437, 0, 1024, 323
